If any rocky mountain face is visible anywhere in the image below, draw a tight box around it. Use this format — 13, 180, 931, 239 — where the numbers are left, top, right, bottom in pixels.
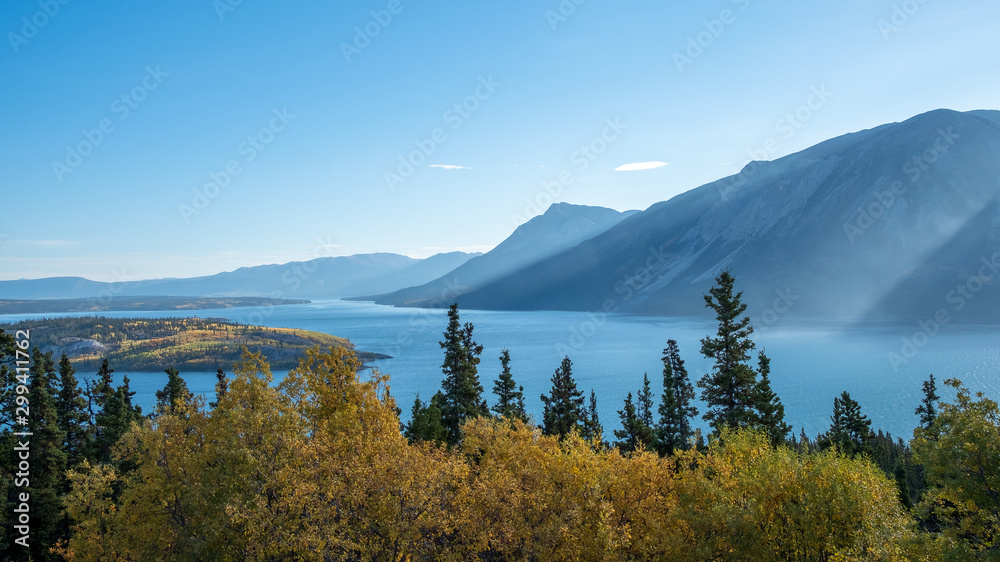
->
433, 109, 1000, 323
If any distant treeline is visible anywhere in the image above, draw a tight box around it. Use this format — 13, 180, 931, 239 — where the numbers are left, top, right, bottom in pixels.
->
0, 295, 309, 314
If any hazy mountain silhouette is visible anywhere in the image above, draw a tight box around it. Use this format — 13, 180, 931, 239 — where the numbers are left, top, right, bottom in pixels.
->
361, 203, 637, 307
408, 109, 1000, 323
0, 252, 480, 299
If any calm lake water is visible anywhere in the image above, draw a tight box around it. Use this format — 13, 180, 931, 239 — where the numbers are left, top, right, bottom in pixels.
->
3, 298, 999, 440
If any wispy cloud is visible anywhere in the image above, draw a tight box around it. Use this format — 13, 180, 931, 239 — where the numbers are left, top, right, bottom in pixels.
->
429, 164, 470, 170
614, 161, 669, 172
19, 239, 81, 247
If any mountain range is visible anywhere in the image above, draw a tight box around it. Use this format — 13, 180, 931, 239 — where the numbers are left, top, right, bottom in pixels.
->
0, 252, 480, 300
5, 108, 1000, 323
373, 108, 1000, 323
358, 203, 638, 307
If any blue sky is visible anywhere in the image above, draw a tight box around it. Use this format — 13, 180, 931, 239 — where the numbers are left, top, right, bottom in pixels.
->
2, 0, 999, 281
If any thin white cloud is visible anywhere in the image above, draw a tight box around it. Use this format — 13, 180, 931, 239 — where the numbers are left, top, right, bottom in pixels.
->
18, 239, 81, 247
429, 164, 469, 170
614, 161, 669, 172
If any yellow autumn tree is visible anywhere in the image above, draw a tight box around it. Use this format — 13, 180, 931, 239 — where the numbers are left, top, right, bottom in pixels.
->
61, 347, 469, 561
673, 429, 918, 561
913, 378, 1000, 557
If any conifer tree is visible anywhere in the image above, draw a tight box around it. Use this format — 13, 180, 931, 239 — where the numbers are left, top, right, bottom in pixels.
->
404, 392, 448, 444
637, 373, 654, 428
821, 391, 873, 456
697, 271, 759, 434
93, 383, 143, 465
491, 349, 527, 422
915, 374, 939, 431
614, 392, 641, 453
56, 353, 89, 468
85, 358, 115, 426
656, 339, 698, 455
439, 303, 487, 444
120, 373, 139, 415
616, 382, 654, 453
751, 350, 791, 446
210, 368, 229, 409
155, 366, 194, 416
540, 356, 585, 438
582, 389, 603, 444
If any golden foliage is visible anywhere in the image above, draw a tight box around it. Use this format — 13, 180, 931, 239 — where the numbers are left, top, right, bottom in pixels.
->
61, 348, 926, 561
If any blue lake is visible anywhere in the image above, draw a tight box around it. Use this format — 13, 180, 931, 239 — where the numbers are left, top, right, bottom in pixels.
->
3, 299, 999, 440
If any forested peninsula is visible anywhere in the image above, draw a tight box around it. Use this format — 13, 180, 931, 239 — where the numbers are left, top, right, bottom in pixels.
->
0, 316, 388, 371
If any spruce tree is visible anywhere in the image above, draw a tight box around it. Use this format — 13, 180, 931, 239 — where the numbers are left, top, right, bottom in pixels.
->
821, 391, 874, 456
56, 354, 89, 468
582, 389, 603, 444
85, 358, 115, 426
491, 348, 527, 422
210, 368, 229, 409
404, 392, 448, 444
637, 373, 654, 428
439, 303, 487, 444
93, 376, 144, 465
155, 366, 194, 415
697, 270, 759, 434
614, 393, 641, 453
656, 339, 698, 455
540, 356, 585, 438
751, 350, 791, 446
120, 373, 139, 415
915, 374, 939, 431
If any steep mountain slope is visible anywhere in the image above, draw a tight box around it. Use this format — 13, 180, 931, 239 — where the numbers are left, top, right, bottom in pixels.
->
365, 203, 637, 306
448, 109, 1000, 322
